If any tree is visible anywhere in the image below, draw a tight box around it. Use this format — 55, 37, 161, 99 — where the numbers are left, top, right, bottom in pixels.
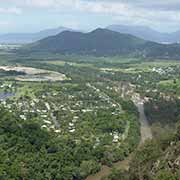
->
154, 170, 177, 180
80, 160, 100, 178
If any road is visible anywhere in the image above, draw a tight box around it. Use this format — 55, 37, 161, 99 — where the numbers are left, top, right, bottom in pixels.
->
86, 100, 152, 180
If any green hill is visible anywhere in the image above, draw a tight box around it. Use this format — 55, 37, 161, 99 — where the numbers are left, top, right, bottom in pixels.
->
21, 28, 180, 59
22, 28, 146, 56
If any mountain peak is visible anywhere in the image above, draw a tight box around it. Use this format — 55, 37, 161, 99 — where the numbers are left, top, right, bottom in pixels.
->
90, 28, 113, 34
106, 24, 178, 43
23, 27, 147, 56
0, 26, 75, 44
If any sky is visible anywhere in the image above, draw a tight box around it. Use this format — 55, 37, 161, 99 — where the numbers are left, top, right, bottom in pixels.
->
1, 0, 180, 33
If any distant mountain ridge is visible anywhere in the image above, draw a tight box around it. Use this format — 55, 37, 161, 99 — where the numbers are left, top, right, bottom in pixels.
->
21, 28, 180, 59
107, 25, 180, 43
3, 24, 180, 44
23, 28, 146, 56
0, 26, 73, 44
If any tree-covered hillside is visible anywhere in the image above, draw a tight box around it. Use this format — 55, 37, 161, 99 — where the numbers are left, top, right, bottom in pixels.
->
21, 29, 180, 59
103, 123, 180, 180
23, 28, 145, 56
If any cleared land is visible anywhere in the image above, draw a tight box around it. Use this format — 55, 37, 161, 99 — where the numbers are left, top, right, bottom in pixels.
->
0, 66, 67, 81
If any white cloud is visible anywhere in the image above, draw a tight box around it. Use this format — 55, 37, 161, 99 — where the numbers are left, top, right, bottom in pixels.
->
25, 0, 56, 8
0, 21, 14, 31
2, 0, 180, 31
0, 7, 22, 15
0, 21, 10, 26
62, 21, 80, 29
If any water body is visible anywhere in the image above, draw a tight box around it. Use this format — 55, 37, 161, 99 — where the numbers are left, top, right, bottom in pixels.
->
0, 92, 15, 100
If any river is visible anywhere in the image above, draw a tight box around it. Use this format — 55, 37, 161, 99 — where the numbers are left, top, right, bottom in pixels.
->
86, 100, 152, 180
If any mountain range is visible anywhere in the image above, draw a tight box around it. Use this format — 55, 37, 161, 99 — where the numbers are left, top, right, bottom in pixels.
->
0, 26, 72, 44
22, 28, 180, 59
107, 25, 180, 43
1, 24, 180, 44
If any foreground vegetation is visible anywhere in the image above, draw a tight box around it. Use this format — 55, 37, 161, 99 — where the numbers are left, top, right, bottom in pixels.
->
103, 123, 180, 180
0, 50, 180, 179
0, 82, 140, 179
0, 52, 142, 179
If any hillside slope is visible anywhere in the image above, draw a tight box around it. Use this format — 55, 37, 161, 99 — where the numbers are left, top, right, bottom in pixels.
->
104, 124, 180, 180
107, 24, 180, 44
24, 28, 146, 56
22, 28, 180, 59
129, 125, 180, 180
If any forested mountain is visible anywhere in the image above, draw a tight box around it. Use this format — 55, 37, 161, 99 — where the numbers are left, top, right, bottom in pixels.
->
0, 26, 73, 44
107, 24, 180, 44
22, 28, 180, 59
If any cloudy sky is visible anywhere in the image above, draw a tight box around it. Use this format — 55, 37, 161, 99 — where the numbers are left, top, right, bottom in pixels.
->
1, 0, 180, 33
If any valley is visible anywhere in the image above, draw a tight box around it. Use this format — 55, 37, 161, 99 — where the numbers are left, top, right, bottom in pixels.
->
1, 1, 180, 179
0, 49, 179, 179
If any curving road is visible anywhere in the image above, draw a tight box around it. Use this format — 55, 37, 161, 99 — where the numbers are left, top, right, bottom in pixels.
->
86, 99, 152, 180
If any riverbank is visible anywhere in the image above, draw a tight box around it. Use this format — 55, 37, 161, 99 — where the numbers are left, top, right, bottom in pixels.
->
86, 100, 152, 180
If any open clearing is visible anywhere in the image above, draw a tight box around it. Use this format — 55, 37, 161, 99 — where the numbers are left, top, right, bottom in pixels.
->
0, 66, 68, 81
